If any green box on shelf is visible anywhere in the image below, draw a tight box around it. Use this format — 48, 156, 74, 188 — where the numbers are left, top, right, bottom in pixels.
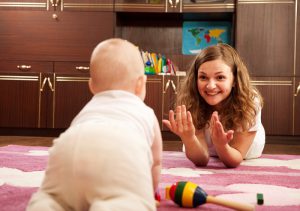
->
145, 66, 156, 75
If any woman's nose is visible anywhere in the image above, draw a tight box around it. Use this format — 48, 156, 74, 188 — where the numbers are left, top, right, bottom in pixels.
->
206, 80, 216, 89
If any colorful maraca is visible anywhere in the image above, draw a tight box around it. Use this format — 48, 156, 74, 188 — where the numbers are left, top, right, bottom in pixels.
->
166, 181, 254, 211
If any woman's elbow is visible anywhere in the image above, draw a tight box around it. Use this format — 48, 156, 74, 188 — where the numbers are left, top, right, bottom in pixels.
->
223, 159, 242, 168
187, 154, 209, 167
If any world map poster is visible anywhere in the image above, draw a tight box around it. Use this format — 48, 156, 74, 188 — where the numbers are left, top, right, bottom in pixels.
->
182, 21, 232, 55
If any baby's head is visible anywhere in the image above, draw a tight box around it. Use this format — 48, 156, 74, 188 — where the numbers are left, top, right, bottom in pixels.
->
89, 38, 146, 100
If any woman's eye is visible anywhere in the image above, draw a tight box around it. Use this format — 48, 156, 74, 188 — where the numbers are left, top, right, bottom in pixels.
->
198, 75, 206, 80
217, 75, 225, 80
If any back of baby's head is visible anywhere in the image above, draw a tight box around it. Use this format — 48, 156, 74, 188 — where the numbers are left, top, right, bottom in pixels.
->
89, 38, 144, 93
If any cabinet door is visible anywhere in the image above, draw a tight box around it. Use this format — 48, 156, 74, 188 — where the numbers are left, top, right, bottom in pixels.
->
182, 0, 234, 13
145, 75, 163, 129
62, 0, 113, 11
295, 77, 300, 135
236, 0, 295, 77
253, 77, 294, 135
115, 0, 165, 12
0, 61, 53, 128
52, 62, 92, 128
162, 75, 178, 131
297, 0, 300, 78
0, 10, 114, 61
295, 0, 300, 135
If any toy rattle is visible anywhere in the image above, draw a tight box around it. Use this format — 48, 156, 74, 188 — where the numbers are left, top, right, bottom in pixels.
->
166, 181, 254, 211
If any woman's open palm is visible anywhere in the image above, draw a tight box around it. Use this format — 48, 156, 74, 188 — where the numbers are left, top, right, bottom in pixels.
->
210, 111, 234, 146
162, 105, 196, 140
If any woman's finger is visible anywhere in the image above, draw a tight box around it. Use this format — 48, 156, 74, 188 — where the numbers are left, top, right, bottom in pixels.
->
181, 105, 188, 128
169, 110, 177, 131
187, 111, 194, 129
176, 106, 183, 131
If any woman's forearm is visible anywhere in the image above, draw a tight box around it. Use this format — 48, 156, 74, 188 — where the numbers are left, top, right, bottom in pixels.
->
183, 135, 209, 166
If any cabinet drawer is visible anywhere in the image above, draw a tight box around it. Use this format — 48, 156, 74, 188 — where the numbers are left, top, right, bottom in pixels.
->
0, 11, 114, 61
54, 62, 90, 75
0, 61, 53, 73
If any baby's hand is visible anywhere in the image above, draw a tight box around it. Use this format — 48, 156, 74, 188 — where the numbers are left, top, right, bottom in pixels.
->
210, 111, 234, 147
162, 105, 195, 140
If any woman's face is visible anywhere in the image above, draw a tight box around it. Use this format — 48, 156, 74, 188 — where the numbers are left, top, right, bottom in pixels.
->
197, 59, 234, 110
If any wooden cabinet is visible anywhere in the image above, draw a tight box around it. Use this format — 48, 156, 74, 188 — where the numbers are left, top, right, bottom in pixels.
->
0, 61, 92, 129
0, 61, 52, 128
2, 0, 298, 137
236, 0, 296, 135
0, 3, 114, 130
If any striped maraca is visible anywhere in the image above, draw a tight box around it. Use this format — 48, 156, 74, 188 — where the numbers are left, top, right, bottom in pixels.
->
166, 181, 254, 211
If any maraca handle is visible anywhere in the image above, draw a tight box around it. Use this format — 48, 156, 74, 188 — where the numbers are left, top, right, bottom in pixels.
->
206, 195, 255, 211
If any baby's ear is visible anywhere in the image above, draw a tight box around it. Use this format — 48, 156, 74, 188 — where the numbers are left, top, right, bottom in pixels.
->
135, 74, 147, 98
88, 78, 96, 94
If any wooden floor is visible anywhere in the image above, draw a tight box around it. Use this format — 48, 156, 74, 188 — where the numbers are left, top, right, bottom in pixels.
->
0, 134, 300, 155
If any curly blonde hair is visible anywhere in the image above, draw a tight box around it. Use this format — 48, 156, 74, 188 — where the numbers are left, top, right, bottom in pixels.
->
177, 44, 263, 131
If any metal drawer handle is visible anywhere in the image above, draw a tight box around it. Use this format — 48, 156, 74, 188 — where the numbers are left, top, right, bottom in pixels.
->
76, 66, 90, 72
168, 0, 174, 7
294, 83, 300, 97
164, 79, 171, 93
40, 77, 48, 91
50, 0, 60, 7
47, 77, 55, 92
170, 80, 177, 94
17, 65, 31, 71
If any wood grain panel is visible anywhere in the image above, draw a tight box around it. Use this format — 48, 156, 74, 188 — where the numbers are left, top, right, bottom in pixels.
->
295, 77, 300, 135
145, 75, 163, 128
54, 62, 90, 75
236, 1, 295, 77
0, 61, 53, 73
253, 77, 294, 135
53, 73, 92, 128
116, 13, 182, 54
296, 0, 300, 77
0, 73, 41, 128
0, 10, 114, 61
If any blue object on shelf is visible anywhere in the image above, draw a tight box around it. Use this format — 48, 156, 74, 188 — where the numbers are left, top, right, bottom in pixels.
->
182, 21, 232, 55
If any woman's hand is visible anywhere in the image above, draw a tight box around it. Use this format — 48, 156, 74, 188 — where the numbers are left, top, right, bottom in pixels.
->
162, 105, 196, 141
210, 111, 234, 147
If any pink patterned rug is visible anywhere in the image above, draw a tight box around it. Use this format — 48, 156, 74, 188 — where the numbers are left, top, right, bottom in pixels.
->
0, 145, 300, 211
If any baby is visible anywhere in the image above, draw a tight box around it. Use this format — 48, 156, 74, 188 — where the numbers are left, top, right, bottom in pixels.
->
27, 38, 163, 211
